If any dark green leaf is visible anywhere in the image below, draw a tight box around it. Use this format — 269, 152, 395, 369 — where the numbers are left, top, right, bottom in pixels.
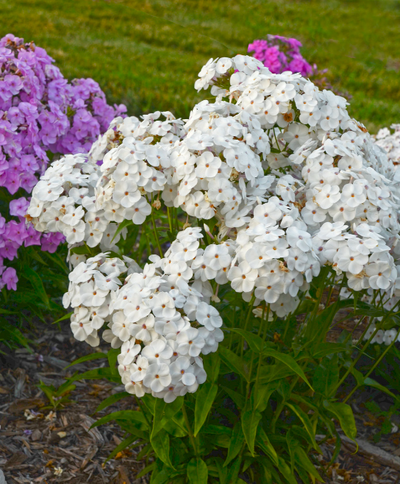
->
106, 434, 137, 462
204, 352, 220, 383
64, 352, 107, 369
91, 410, 148, 429
294, 445, 322, 480
95, 392, 130, 413
112, 219, 133, 242
225, 328, 267, 353
323, 400, 357, 441
68, 367, 121, 384
256, 428, 279, 466
262, 349, 313, 390
219, 346, 250, 382
311, 342, 350, 359
220, 385, 245, 409
312, 354, 339, 397
151, 430, 174, 469
224, 422, 244, 466
52, 311, 73, 325
285, 402, 320, 451
194, 382, 218, 436
241, 409, 262, 456
187, 458, 208, 484
22, 265, 49, 308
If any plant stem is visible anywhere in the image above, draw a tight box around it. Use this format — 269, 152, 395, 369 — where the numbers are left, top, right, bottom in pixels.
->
182, 404, 198, 456
343, 326, 400, 404
333, 324, 380, 394
150, 208, 164, 257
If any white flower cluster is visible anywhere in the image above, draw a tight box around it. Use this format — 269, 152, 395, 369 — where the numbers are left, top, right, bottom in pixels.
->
374, 124, 400, 166
62, 228, 223, 401
28, 54, 400, 396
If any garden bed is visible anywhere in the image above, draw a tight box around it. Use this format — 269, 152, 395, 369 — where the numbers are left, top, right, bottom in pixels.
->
0, 325, 146, 484
1, 323, 400, 484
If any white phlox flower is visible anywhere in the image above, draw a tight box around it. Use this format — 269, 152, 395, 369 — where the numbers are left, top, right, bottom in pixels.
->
28, 55, 400, 391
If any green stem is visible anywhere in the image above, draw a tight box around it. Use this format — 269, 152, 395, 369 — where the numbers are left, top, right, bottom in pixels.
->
237, 296, 256, 395
150, 208, 164, 257
343, 326, 400, 404
182, 404, 198, 456
167, 207, 173, 233
333, 323, 380, 395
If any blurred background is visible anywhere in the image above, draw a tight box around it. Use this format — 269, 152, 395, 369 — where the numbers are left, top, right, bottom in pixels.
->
1, 0, 400, 132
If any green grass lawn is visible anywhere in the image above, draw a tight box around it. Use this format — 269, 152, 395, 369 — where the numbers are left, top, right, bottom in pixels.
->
1, 0, 400, 132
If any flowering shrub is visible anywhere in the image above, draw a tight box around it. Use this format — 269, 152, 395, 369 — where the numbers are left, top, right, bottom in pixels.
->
28, 55, 400, 481
248, 34, 351, 99
248, 35, 313, 76
0, 33, 126, 295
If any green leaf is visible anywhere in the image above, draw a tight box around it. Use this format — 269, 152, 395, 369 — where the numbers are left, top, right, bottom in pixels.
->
152, 397, 184, 438
91, 410, 148, 429
285, 430, 297, 474
194, 382, 218, 436
150, 467, 170, 484
151, 429, 174, 469
219, 346, 250, 382
107, 348, 119, 376
224, 422, 244, 466
136, 462, 156, 479
0, 309, 18, 315
254, 363, 297, 383
258, 457, 274, 484
364, 377, 400, 402
22, 265, 49, 308
152, 399, 167, 438
220, 385, 245, 409
68, 367, 121, 384
52, 311, 73, 325
294, 445, 322, 480
95, 392, 130, 413
277, 457, 298, 484
201, 424, 232, 437
256, 428, 279, 466
312, 354, 339, 397
311, 342, 350, 359
187, 458, 208, 484
323, 400, 357, 441
225, 456, 242, 484
69, 244, 92, 256
250, 382, 277, 412
204, 352, 220, 383
225, 328, 267, 353
285, 403, 320, 452
112, 219, 133, 242
64, 352, 107, 369
106, 434, 137, 462
262, 349, 313, 390
241, 409, 262, 456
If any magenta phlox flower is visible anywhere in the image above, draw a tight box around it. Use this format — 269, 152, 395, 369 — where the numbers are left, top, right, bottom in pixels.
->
24, 224, 41, 247
41, 232, 65, 253
2, 266, 18, 290
248, 34, 313, 77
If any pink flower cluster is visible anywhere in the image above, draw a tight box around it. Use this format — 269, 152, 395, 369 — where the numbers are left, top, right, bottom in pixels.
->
248, 34, 313, 77
0, 33, 126, 291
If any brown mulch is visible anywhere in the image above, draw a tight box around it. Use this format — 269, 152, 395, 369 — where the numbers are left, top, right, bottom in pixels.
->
0, 326, 147, 484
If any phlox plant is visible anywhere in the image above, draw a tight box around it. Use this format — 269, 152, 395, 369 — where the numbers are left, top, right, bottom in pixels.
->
28, 54, 400, 482
0, 34, 126, 349
248, 35, 313, 77
248, 34, 351, 99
